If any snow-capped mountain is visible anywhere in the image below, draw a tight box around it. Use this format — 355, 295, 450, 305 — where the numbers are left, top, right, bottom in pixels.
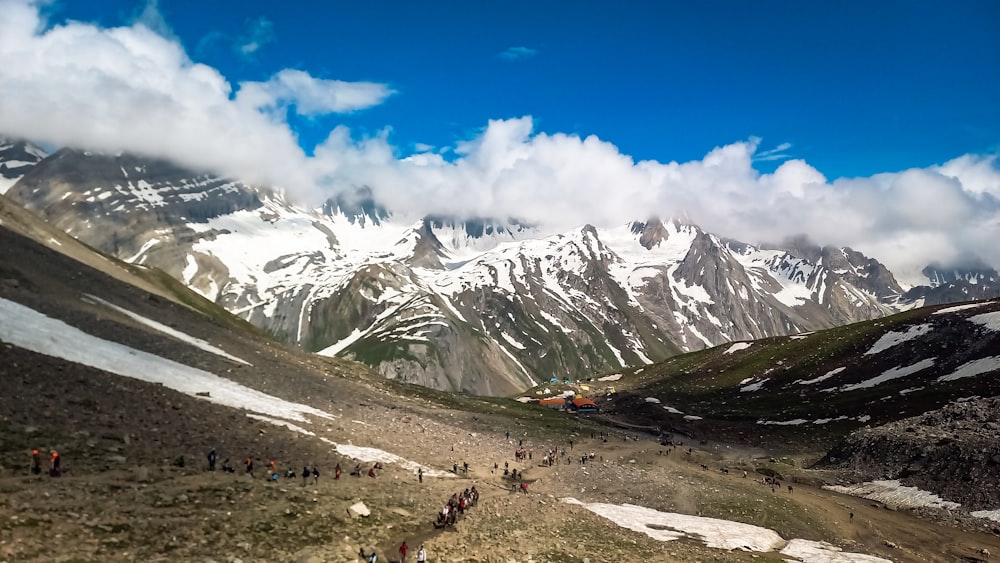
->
7, 148, 1000, 395
0, 138, 47, 194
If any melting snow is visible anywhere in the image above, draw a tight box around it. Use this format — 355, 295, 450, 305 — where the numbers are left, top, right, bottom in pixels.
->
837, 358, 936, 391
863, 324, 933, 356
324, 440, 454, 478
83, 295, 251, 365
644, 397, 661, 403
598, 373, 622, 381
937, 356, 1000, 382
562, 499, 888, 561
683, 415, 703, 421
933, 302, 990, 315
740, 380, 766, 392
0, 298, 329, 423
663, 406, 683, 414
968, 311, 1000, 332
724, 342, 752, 354
825, 480, 960, 510
757, 419, 808, 426
561, 498, 784, 551
779, 539, 891, 563
796, 367, 845, 385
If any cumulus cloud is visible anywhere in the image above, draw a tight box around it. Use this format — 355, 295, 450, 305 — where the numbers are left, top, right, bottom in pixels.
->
497, 46, 537, 61
1, 0, 998, 286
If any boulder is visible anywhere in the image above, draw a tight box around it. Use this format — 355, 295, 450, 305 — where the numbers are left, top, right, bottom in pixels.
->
348, 502, 370, 518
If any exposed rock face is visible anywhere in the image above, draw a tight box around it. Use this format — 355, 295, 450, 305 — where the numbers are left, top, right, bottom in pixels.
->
6, 147, 1000, 395
819, 396, 1000, 511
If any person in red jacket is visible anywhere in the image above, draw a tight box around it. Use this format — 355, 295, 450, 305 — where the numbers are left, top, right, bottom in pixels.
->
50, 451, 61, 477
398, 540, 409, 562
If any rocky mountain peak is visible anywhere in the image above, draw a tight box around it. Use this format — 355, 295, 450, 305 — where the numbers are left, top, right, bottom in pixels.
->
322, 186, 389, 226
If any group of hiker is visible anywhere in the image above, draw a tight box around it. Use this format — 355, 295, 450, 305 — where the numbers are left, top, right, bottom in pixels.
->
435, 486, 480, 528
206, 448, 324, 485
29, 449, 60, 477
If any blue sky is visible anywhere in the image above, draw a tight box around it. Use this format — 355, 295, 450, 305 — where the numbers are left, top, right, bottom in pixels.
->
45, 0, 1000, 178
1, 0, 999, 281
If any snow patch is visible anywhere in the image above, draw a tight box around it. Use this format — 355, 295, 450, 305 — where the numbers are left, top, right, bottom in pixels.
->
937, 356, 1000, 382
779, 539, 892, 563
933, 302, 990, 315
863, 324, 933, 356
968, 311, 1000, 332
837, 358, 935, 391
724, 342, 752, 354
644, 397, 661, 404
796, 367, 845, 385
597, 373, 622, 382
824, 480, 960, 510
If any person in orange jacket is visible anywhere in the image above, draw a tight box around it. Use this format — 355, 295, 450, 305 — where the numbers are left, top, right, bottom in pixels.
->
50, 451, 61, 477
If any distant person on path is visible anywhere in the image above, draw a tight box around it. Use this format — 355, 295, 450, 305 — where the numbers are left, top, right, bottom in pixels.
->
49, 451, 61, 477
245, 457, 254, 477
505, 430, 510, 440
416, 544, 427, 562
418, 467, 423, 483
302, 466, 310, 486
335, 463, 342, 480
31, 449, 41, 475
849, 511, 854, 523
312, 466, 320, 484
398, 541, 408, 562
207, 448, 217, 471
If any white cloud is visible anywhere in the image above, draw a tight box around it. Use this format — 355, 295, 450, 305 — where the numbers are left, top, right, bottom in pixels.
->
1, 0, 998, 285
237, 69, 394, 116
238, 16, 274, 56
497, 46, 538, 61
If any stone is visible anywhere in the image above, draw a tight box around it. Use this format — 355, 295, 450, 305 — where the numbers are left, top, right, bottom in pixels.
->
348, 502, 370, 518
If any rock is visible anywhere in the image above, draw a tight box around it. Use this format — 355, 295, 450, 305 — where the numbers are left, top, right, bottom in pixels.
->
348, 502, 370, 518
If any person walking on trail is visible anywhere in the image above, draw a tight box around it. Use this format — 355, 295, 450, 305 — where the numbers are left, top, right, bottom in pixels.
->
418, 467, 423, 483
398, 540, 409, 562
416, 544, 427, 562
245, 457, 254, 478
312, 466, 320, 484
302, 466, 310, 486
335, 463, 342, 480
49, 451, 61, 477
207, 448, 217, 471
31, 449, 41, 475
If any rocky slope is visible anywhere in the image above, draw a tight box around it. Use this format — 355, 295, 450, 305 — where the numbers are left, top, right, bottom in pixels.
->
819, 396, 1000, 511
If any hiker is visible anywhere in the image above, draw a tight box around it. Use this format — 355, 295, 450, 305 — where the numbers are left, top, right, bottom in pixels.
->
849, 511, 854, 522
368, 465, 377, 478
31, 449, 41, 475
207, 448, 217, 471
222, 458, 234, 473
416, 544, 427, 563
312, 466, 319, 484
418, 467, 423, 483
351, 464, 362, 477
285, 467, 296, 479
302, 466, 310, 486
398, 541, 409, 562
453, 463, 458, 474
268, 460, 277, 480
521, 482, 528, 495
245, 457, 254, 477
505, 430, 510, 440
463, 461, 468, 474
335, 463, 342, 480
49, 451, 61, 477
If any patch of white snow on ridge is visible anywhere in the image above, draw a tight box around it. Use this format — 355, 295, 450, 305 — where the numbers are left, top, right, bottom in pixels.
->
318, 328, 365, 356
740, 380, 766, 392
934, 302, 990, 315
561, 498, 784, 551
863, 323, 933, 355
796, 367, 845, 385
598, 373, 622, 382
969, 311, 1000, 332
500, 332, 526, 350
824, 480, 960, 510
757, 419, 808, 426
663, 406, 683, 414
838, 358, 936, 391
724, 342, 751, 354
937, 356, 1000, 382
780, 539, 891, 563
246, 414, 315, 436
83, 295, 251, 365
0, 298, 330, 423
644, 397, 661, 404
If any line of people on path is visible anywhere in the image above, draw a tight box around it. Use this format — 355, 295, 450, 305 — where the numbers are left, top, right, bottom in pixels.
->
434, 486, 479, 528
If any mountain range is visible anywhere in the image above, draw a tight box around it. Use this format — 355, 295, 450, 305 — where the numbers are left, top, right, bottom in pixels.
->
4, 138, 999, 395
